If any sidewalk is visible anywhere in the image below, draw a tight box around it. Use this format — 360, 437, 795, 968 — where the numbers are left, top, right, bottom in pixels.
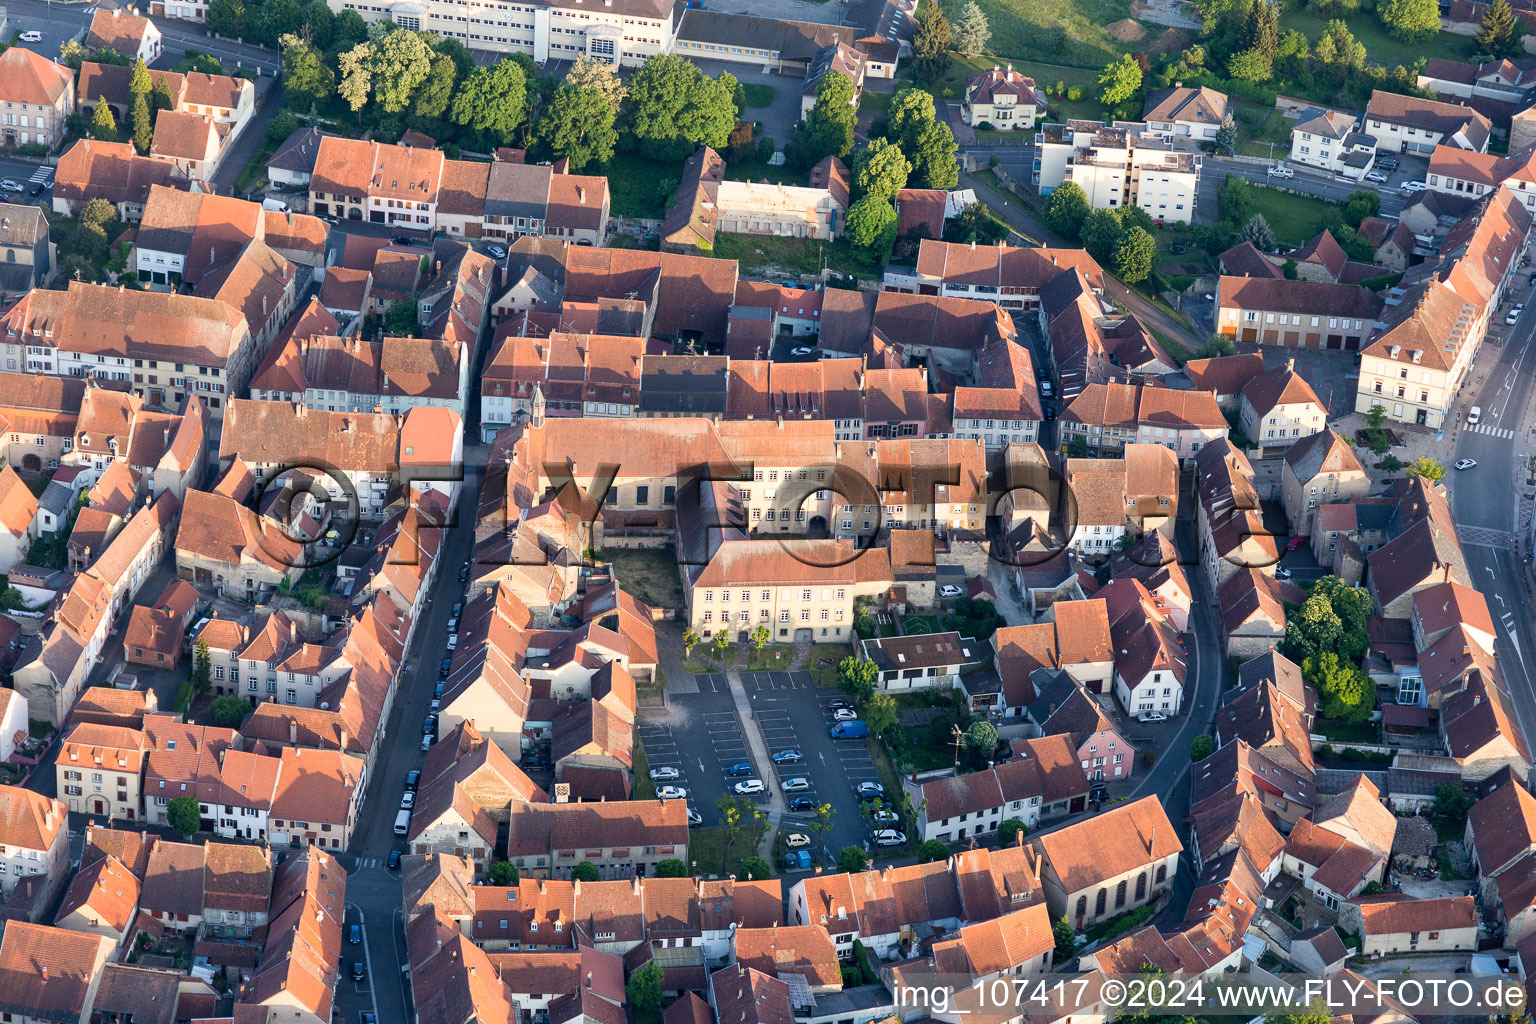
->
725, 669, 787, 862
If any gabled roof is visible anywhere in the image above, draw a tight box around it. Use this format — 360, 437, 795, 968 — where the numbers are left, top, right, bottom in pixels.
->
0, 47, 73, 107
1031, 796, 1182, 892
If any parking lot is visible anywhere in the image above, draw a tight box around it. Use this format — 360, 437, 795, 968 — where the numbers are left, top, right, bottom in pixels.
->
636, 691, 759, 828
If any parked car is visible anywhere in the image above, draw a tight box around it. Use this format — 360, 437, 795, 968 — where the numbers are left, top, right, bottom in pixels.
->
1044, 405, 1057, 421
433, 683, 445, 698
733, 779, 766, 795
400, 792, 415, 810
656, 786, 688, 800
17, 31, 40, 42
856, 781, 885, 797
873, 829, 907, 847
1508, 309, 1521, 326
420, 735, 432, 751
788, 796, 817, 811
830, 721, 869, 738
390, 235, 415, 246
1039, 379, 1054, 397
1455, 458, 1478, 470
428, 699, 440, 714
871, 809, 899, 824
1275, 567, 1292, 579
833, 708, 858, 721
351, 962, 365, 982
771, 749, 803, 764
1286, 536, 1306, 551
1401, 180, 1429, 192
0, 180, 22, 193
938, 584, 963, 598
828, 699, 853, 711
725, 762, 754, 777
349, 924, 362, 945
27, 183, 44, 196
1469, 406, 1483, 425
486, 244, 507, 259
422, 715, 438, 735
386, 851, 401, 870
446, 634, 459, 651
649, 766, 681, 781
458, 565, 469, 582
439, 658, 453, 678
686, 806, 703, 827
785, 832, 811, 847
1363, 170, 1388, 184
1377, 157, 1398, 171
1267, 164, 1294, 179
790, 346, 815, 356
1137, 711, 1168, 723
781, 777, 810, 792
405, 770, 421, 790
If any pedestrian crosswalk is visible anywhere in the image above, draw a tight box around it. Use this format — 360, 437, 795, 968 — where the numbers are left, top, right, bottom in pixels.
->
26, 166, 52, 186
353, 856, 387, 869
1465, 422, 1517, 439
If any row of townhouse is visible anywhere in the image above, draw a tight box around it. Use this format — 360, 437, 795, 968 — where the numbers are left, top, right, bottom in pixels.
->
1289, 90, 1491, 180
1057, 380, 1227, 466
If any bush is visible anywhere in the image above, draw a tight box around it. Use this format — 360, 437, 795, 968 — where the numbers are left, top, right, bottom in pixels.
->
975, 120, 994, 131
1066, 86, 1082, 101
14, 142, 45, 157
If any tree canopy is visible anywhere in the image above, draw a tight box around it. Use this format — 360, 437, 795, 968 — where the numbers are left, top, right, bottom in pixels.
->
852, 137, 911, 204
534, 82, 619, 171
789, 70, 857, 167
847, 196, 899, 256
1378, 0, 1441, 42
1044, 182, 1089, 239
627, 54, 737, 161
1097, 54, 1143, 107
167, 796, 201, 837
451, 58, 529, 144
951, 1, 991, 53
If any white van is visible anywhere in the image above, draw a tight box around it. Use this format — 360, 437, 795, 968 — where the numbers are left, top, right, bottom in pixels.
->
394, 809, 411, 835
262, 197, 289, 212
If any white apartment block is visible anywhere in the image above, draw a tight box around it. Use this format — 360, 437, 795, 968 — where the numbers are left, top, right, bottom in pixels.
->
327, 0, 677, 67
1034, 120, 1200, 224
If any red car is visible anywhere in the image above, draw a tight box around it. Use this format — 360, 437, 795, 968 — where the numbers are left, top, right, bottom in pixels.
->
1286, 536, 1306, 551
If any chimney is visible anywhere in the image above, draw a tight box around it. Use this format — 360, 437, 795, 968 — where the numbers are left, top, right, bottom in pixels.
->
632, 876, 641, 896
288, 720, 297, 744
573, 878, 581, 896
1444, 561, 1453, 583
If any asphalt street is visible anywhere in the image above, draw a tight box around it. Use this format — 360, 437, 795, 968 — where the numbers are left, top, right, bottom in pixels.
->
5, 0, 282, 74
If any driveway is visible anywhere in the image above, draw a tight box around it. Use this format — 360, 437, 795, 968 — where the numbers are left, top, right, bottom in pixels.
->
688, 59, 804, 154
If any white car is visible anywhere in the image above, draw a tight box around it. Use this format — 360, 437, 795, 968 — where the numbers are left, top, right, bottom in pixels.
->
1455, 458, 1477, 470
17, 31, 39, 43
870, 809, 899, 824
781, 777, 810, 792
938, 584, 963, 598
833, 708, 858, 721
1363, 170, 1389, 184
485, 245, 507, 259
790, 346, 815, 356
656, 786, 687, 800
1266, 165, 1294, 179
1137, 711, 1168, 723
0, 180, 22, 193
649, 766, 681, 781
1508, 309, 1521, 326
785, 832, 811, 848
400, 791, 415, 810
1469, 406, 1482, 425
856, 781, 885, 797
734, 779, 765, 795
1401, 180, 1428, 192
873, 829, 907, 847
446, 634, 459, 650
420, 735, 432, 751
686, 807, 703, 827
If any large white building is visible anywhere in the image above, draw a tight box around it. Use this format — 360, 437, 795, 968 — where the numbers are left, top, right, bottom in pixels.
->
1034, 120, 1201, 224
325, 0, 677, 67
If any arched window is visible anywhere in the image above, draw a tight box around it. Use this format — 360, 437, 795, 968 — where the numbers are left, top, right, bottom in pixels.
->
1135, 872, 1147, 901
1095, 888, 1107, 917
1076, 895, 1087, 920
1156, 864, 1167, 883
1115, 879, 1128, 909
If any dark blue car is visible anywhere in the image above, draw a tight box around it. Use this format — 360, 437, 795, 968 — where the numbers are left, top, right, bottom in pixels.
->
788, 796, 817, 812
725, 762, 753, 777
349, 924, 361, 945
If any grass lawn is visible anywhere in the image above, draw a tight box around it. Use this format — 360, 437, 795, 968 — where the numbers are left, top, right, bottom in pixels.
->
918, 53, 1101, 114
598, 151, 678, 218
900, 614, 942, 635
1240, 110, 1296, 161
632, 742, 656, 800
1149, 326, 1196, 367
602, 545, 682, 611
859, 90, 895, 112
747, 645, 795, 670
1246, 185, 1334, 249
711, 234, 882, 280
962, 0, 1136, 70
741, 83, 777, 109
809, 644, 849, 687
1315, 716, 1382, 745
1282, 9, 1472, 70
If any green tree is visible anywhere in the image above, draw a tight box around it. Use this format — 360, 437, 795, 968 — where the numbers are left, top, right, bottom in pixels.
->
1285, 591, 1344, 663
337, 42, 373, 112
130, 91, 152, 154
333, 9, 368, 48
916, 839, 949, 863
852, 137, 910, 203
887, 87, 937, 150
790, 70, 857, 166
1113, 226, 1156, 283
908, 119, 959, 189
571, 861, 600, 882
193, 638, 212, 695
564, 53, 628, 106
995, 818, 1027, 847
369, 30, 434, 113
167, 796, 201, 837
1080, 207, 1124, 264
626, 961, 662, 1012
740, 856, 772, 880
209, 696, 249, 729
1213, 114, 1239, 156
59, 39, 87, 71
207, 0, 247, 39
951, 1, 990, 52
964, 719, 998, 755
1096, 53, 1143, 108
129, 59, 152, 106
806, 801, 836, 858
410, 52, 458, 120
1478, 0, 1526, 57
91, 100, 118, 142
837, 656, 878, 701
1053, 915, 1078, 958
1266, 1001, 1333, 1024
653, 858, 690, 877
627, 54, 737, 161
1242, 213, 1276, 251
846, 196, 898, 255
750, 625, 770, 651
712, 628, 730, 657
534, 83, 619, 171
1306, 651, 1375, 723
487, 861, 519, 885
1344, 189, 1381, 228
838, 846, 870, 873
944, 201, 1007, 245
152, 78, 176, 114
1190, 734, 1214, 761
911, 2, 952, 81
256, 0, 305, 46
1433, 781, 1474, 823
305, 0, 336, 47
280, 34, 335, 111
452, 58, 528, 144
864, 692, 899, 735
1378, 0, 1441, 42
383, 299, 420, 337
1045, 181, 1089, 239
1406, 456, 1446, 482
682, 627, 699, 657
